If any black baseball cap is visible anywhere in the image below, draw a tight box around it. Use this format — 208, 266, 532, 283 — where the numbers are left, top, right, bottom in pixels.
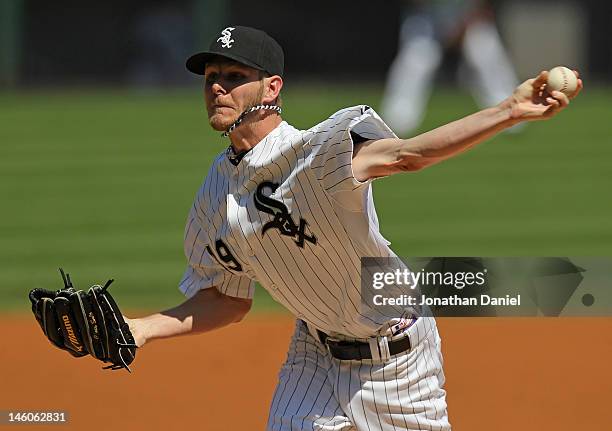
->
186, 26, 284, 77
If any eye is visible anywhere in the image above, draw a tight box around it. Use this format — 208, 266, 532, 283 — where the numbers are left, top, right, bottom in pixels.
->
204, 72, 218, 86
226, 72, 246, 82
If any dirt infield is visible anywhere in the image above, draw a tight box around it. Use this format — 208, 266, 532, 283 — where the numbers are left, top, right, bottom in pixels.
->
1, 314, 610, 430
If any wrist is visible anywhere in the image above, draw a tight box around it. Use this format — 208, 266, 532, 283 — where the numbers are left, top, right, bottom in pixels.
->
127, 317, 149, 347
495, 98, 522, 128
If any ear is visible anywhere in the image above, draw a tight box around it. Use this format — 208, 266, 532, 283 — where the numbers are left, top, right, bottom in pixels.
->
262, 75, 283, 104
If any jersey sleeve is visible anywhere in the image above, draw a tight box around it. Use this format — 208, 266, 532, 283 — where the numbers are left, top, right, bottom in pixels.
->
178, 264, 255, 300
178, 206, 255, 300
309, 106, 397, 206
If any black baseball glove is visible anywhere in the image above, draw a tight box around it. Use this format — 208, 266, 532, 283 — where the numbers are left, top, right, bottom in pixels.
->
29, 269, 137, 372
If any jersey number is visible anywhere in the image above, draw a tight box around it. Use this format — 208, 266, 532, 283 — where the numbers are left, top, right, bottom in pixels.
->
206, 239, 243, 272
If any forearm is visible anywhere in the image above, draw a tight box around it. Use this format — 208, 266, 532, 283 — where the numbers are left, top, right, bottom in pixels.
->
128, 288, 251, 346
398, 101, 517, 168
354, 69, 582, 180
353, 101, 519, 179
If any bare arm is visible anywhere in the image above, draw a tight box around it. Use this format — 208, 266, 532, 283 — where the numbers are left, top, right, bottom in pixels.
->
353, 70, 583, 179
125, 287, 252, 347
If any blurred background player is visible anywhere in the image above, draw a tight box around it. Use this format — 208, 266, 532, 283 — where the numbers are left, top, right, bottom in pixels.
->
381, 0, 520, 136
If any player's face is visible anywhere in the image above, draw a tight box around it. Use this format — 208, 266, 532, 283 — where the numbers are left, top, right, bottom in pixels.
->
204, 60, 265, 131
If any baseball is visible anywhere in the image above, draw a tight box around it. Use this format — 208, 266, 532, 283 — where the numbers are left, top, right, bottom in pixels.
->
547, 66, 578, 96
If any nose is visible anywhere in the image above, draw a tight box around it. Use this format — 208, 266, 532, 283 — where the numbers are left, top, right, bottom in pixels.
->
211, 81, 226, 96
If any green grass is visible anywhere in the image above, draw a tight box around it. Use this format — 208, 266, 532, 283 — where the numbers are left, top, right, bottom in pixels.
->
1, 85, 610, 311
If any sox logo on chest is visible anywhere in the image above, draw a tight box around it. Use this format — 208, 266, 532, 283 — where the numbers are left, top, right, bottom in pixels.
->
205, 181, 317, 273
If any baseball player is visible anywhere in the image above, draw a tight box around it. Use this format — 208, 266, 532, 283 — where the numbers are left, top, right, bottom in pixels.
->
125, 26, 582, 430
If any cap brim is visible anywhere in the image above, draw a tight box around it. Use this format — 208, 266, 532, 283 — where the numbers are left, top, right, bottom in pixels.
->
186, 51, 265, 75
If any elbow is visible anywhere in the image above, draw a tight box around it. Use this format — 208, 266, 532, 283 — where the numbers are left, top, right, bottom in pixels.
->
229, 297, 252, 323
395, 157, 430, 172
209, 287, 252, 323
198, 288, 252, 325
396, 141, 446, 172
403, 162, 427, 172
397, 152, 448, 172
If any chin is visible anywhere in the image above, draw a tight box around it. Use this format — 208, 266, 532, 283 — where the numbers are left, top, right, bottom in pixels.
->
208, 114, 235, 132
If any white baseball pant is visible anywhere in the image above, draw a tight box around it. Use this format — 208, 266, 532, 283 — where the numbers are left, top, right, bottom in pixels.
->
267, 318, 451, 430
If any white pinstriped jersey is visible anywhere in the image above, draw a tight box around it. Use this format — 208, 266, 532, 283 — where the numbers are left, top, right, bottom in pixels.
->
179, 106, 410, 339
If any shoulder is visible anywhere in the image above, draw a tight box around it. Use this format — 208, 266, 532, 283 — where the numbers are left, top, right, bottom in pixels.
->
304, 105, 396, 152
276, 120, 303, 142
205, 151, 229, 176
262, 121, 307, 156
306, 105, 395, 141
308, 105, 371, 133
197, 151, 230, 193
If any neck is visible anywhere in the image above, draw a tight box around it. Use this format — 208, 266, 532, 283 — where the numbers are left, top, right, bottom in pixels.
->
228, 112, 282, 153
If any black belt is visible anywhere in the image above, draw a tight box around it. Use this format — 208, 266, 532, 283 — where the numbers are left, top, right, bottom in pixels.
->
315, 328, 412, 361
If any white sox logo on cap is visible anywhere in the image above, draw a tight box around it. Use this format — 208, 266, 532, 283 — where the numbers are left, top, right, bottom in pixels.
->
217, 27, 236, 48
186, 26, 284, 77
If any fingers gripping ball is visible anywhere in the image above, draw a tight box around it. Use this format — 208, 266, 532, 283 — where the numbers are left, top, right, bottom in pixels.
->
29, 269, 137, 372
547, 66, 578, 96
